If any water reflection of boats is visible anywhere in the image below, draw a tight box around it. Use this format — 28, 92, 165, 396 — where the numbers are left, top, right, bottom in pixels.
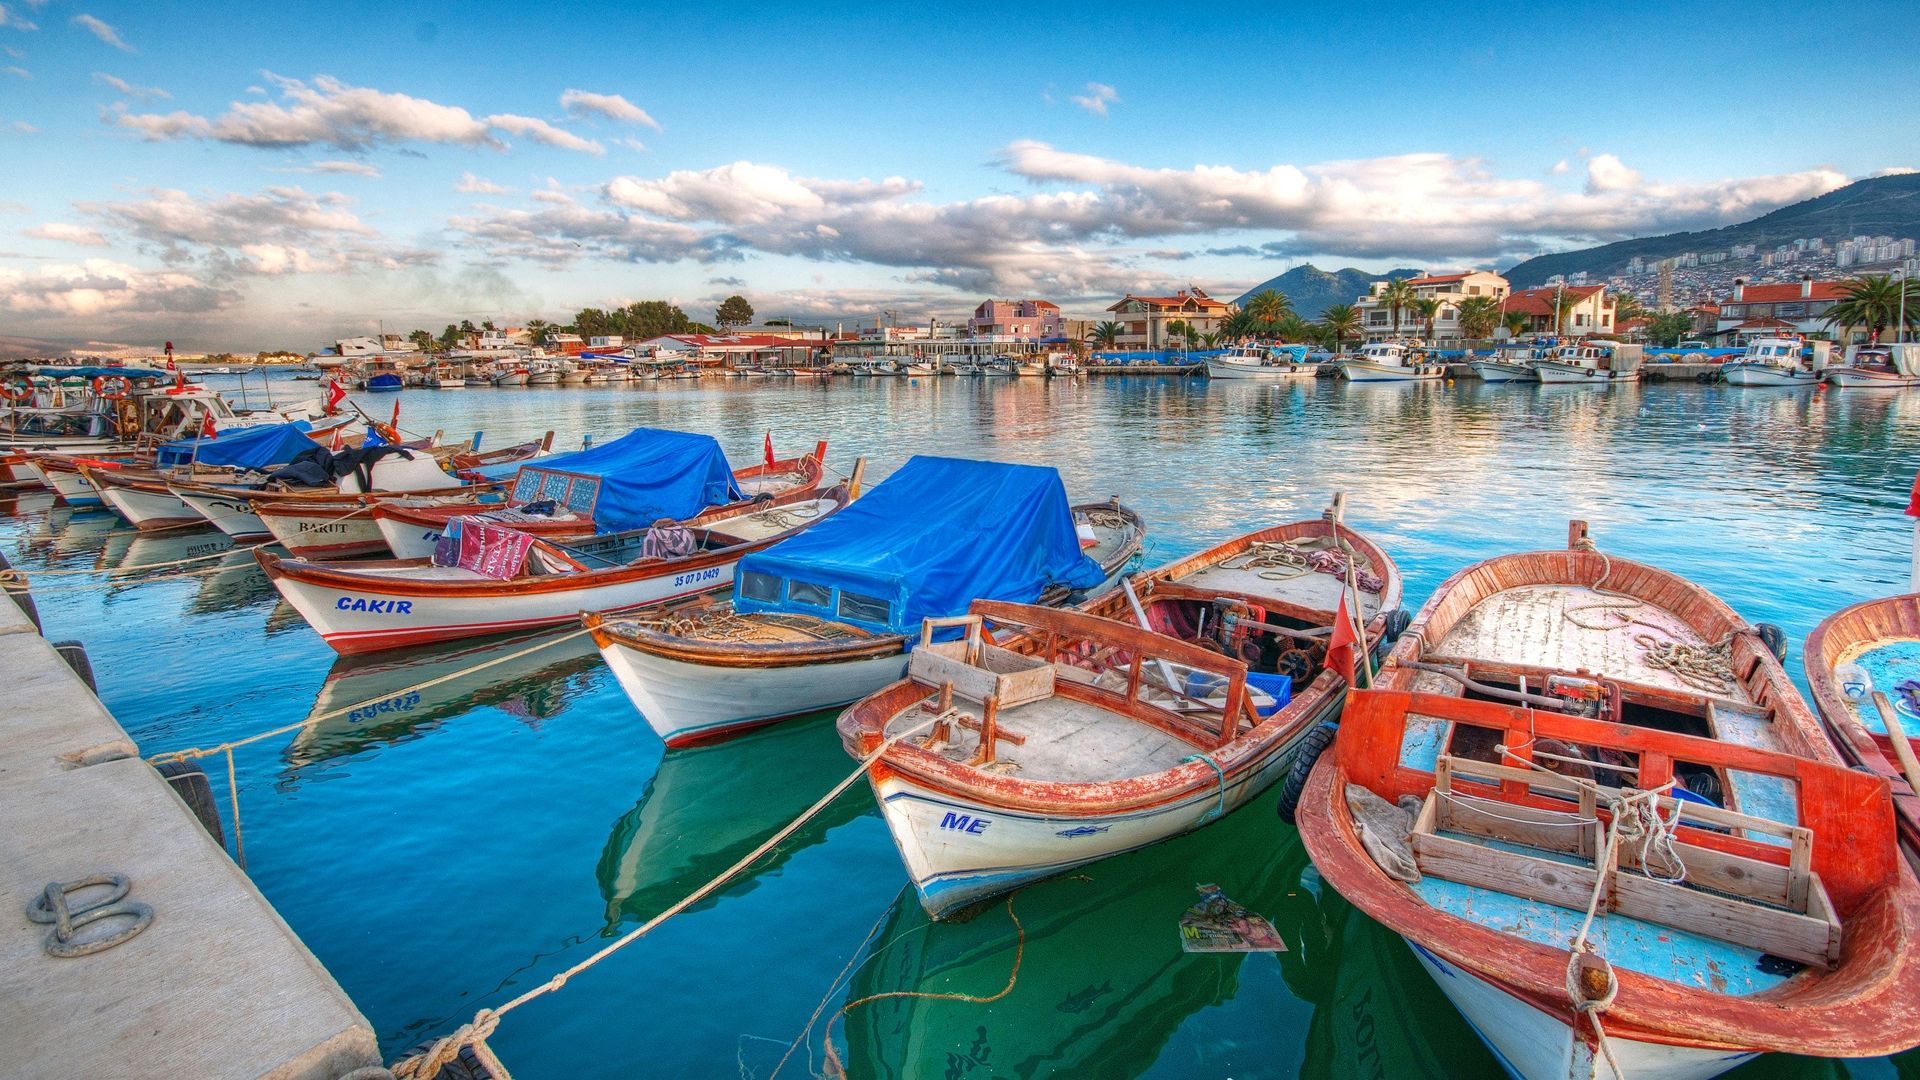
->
836, 789, 1295, 1078
285, 627, 601, 770
595, 712, 864, 933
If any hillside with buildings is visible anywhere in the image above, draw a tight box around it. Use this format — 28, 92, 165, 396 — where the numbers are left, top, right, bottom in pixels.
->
1503, 172, 1920, 291
1233, 265, 1420, 317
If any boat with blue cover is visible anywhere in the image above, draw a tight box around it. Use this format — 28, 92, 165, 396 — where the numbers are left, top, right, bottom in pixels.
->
1804, 593, 1920, 868
835, 499, 1399, 917
1206, 343, 1315, 380
82, 421, 329, 531
1296, 520, 1920, 1079
584, 456, 1144, 748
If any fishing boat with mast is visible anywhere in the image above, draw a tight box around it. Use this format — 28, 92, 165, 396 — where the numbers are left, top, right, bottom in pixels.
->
1804, 592, 1920, 867
833, 499, 1400, 917
1468, 342, 1544, 383
258, 433, 849, 654
1533, 340, 1642, 384
584, 457, 1144, 748
1721, 336, 1826, 386
1336, 340, 1445, 382
1206, 343, 1315, 380
1294, 521, 1920, 1079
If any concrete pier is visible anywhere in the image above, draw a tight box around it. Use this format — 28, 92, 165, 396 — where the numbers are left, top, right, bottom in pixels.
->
0, 587, 381, 1078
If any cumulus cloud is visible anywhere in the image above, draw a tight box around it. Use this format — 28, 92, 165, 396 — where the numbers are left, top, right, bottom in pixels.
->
72, 14, 133, 52
1070, 82, 1119, 116
93, 72, 168, 100
560, 89, 660, 130
456, 172, 509, 194
1584, 153, 1643, 193
24, 222, 109, 246
71, 185, 434, 278
0, 259, 236, 316
110, 73, 602, 154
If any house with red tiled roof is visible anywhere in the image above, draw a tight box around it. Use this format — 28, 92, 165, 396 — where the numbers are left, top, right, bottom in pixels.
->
1502, 285, 1616, 338
1105, 287, 1235, 349
1713, 277, 1850, 341
1354, 270, 1509, 341
967, 299, 1064, 341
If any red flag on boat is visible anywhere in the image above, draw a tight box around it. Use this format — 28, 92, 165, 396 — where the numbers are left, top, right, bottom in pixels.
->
201, 413, 217, 439
1907, 470, 1920, 518
324, 379, 347, 415
764, 431, 775, 467
1326, 591, 1359, 686
173, 365, 187, 390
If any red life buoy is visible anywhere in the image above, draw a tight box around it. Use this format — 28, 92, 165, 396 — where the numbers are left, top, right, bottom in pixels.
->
0, 382, 30, 403
92, 375, 133, 400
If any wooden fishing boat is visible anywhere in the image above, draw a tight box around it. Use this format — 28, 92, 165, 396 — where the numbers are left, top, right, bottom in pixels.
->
372, 441, 827, 560
1824, 346, 1920, 388
584, 458, 1145, 749
1804, 593, 1920, 867
259, 485, 849, 655
172, 435, 551, 544
1205, 343, 1316, 380
0, 451, 45, 490
1533, 341, 1641, 385
1294, 522, 1920, 1079
1469, 343, 1543, 383
1722, 336, 1825, 387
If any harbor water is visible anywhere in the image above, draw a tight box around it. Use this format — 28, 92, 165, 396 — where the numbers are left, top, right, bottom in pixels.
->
6, 375, 1920, 1079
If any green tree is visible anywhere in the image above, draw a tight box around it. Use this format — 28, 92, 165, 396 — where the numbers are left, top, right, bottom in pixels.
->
1272, 314, 1312, 343
1501, 310, 1530, 339
1411, 296, 1441, 339
1087, 321, 1122, 348
1200, 330, 1222, 349
715, 295, 755, 328
459, 319, 477, 334
523, 318, 554, 346
1545, 290, 1581, 336
438, 324, 461, 348
1823, 274, 1920, 343
407, 329, 433, 353
1319, 304, 1361, 352
1645, 311, 1695, 347
1221, 310, 1258, 341
481, 319, 497, 331
1612, 292, 1648, 323
1244, 290, 1293, 325
1456, 295, 1502, 340
1164, 319, 1191, 350
1379, 278, 1417, 336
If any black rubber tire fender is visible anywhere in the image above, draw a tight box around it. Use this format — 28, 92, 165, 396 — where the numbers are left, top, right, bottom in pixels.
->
51, 639, 96, 694
1276, 723, 1339, 826
153, 760, 226, 847
0, 550, 40, 632
1755, 623, 1788, 663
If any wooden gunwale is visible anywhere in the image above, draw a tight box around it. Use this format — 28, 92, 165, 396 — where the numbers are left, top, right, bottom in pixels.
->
256, 487, 847, 599
584, 501, 1146, 670
1805, 594, 1920, 856
1295, 688, 1920, 1058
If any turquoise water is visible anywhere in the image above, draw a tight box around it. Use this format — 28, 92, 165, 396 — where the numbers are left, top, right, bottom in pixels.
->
6, 376, 1920, 1079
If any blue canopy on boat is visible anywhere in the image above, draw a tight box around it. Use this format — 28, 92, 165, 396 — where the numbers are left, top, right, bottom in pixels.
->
31, 366, 170, 381
732, 456, 1105, 635
494, 427, 743, 533
155, 420, 315, 469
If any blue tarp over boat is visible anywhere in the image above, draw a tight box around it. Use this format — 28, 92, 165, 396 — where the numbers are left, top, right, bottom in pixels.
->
29, 366, 171, 381
155, 420, 315, 469
492, 427, 744, 533
732, 455, 1105, 635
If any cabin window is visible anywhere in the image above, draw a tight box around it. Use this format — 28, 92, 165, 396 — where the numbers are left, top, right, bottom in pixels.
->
788, 579, 832, 608
838, 590, 891, 624
739, 571, 781, 602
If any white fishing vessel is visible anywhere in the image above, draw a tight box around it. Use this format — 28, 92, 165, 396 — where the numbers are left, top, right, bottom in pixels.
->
1468, 343, 1543, 383
1533, 340, 1642, 384
1823, 345, 1920, 388
1337, 341, 1445, 382
1206, 343, 1315, 380
1721, 336, 1825, 386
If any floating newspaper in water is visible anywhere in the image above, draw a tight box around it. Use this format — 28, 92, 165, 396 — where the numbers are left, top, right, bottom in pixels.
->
1178, 883, 1286, 953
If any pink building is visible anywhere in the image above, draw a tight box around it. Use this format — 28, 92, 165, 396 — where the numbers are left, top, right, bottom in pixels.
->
967, 299, 1064, 340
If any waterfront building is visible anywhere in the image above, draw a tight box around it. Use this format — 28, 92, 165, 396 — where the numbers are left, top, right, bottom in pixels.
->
1501, 285, 1617, 338
1355, 271, 1509, 341
1713, 277, 1848, 340
1104, 288, 1235, 349
966, 299, 1063, 341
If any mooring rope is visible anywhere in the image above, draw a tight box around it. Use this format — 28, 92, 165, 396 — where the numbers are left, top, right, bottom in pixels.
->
1560, 538, 1743, 696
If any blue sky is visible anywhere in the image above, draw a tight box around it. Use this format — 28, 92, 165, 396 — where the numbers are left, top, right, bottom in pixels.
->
2, 0, 1915, 350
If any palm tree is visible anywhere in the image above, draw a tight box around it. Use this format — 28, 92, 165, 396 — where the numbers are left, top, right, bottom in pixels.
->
1411, 297, 1441, 340
1244, 290, 1293, 326
1087, 321, 1122, 349
1547, 291, 1581, 336
1200, 330, 1222, 349
1164, 319, 1191, 351
1823, 274, 1919, 343
1379, 278, 1417, 336
1319, 304, 1361, 353
523, 318, 554, 347
1456, 295, 1502, 341
1222, 310, 1258, 341
1501, 310, 1530, 340
1272, 314, 1312, 343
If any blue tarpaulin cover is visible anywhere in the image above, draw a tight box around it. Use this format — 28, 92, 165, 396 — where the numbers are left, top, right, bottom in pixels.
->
494, 427, 742, 533
732, 455, 1105, 634
155, 420, 315, 469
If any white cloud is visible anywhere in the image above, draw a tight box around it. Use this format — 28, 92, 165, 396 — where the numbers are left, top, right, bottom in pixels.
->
1070, 82, 1119, 116
0, 259, 235, 316
297, 160, 381, 177
111, 73, 603, 154
93, 71, 168, 100
24, 222, 109, 246
1872, 166, 1917, 177
0, 4, 37, 30
456, 172, 509, 194
10, 119, 36, 134
2, 64, 25, 78
1550, 159, 1570, 175
71, 14, 133, 52
1584, 153, 1643, 193
530, 188, 574, 205
560, 89, 660, 130
485, 113, 603, 155
614, 137, 647, 153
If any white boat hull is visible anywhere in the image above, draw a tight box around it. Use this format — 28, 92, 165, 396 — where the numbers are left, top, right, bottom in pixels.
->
1406, 944, 1757, 1080
268, 559, 743, 653
1339, 361, 1444, 382
1206, 359, 1314, 380
875, 732, 1300, 917
96, 479, 203, 530
45, 467, 104, 506
493, 372, 529, 387
1534, 363, 1640, 385
1469, 361, 1534, 383
598, 639, 909, 747
260, 507, 391, 558
173, 489, 270, 541
1823, 367, 1920, 388
374, 513, 452, 561
1721, 362, 1818, 386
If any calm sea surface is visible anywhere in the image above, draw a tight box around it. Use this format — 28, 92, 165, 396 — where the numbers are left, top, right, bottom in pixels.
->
6, 375, 1920, 1079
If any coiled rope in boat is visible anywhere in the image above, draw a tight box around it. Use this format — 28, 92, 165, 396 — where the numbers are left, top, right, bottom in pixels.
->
1561, 534, 1741, 695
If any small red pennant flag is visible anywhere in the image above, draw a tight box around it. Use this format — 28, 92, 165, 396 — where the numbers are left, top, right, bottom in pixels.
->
764, 431, 775, 467
324, 379, 347, 414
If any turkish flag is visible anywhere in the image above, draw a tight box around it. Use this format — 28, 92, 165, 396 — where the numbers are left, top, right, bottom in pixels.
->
324, 379, 347, 414
201, 413, 217, 439
1326, 591, 1359, 686
391, 399, 401, 429
764, 430, 775, 467
173, 366, 187, 390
